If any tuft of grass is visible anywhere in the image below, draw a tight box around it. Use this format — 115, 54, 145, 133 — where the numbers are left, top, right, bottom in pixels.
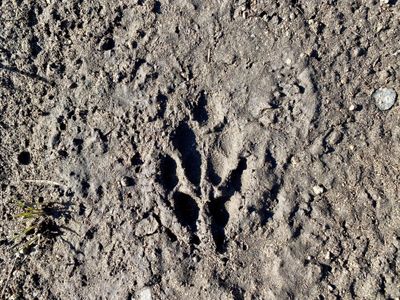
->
12, 200, 62, 255
1, 195, 73, 298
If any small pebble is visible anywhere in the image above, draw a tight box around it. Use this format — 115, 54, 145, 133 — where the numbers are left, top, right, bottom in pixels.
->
134, 216, 158, 237
192, 255, 200, 263
352, 47, 365, 57
313, 185, 325, 195
325, 251, 332, 260
327, 130, 343, 145
348, 104, 356, 111
379, 70, 390, 81
121, 176, 135, 187
139, 288, 152, 300
372, 87, 397, 111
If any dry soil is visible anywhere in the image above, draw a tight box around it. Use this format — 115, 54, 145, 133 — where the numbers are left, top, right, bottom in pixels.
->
0, 0, 399, 299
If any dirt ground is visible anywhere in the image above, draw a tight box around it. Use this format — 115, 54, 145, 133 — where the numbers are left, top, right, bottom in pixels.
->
0, 0, 399, 299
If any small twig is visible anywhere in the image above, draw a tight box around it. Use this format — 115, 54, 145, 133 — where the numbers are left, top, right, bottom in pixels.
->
0, 63, 53, 85
21, 179, 65, 187
0, 257, 18, 299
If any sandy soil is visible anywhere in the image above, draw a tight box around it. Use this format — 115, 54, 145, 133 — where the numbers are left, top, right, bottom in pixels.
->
0, 0, 399, 299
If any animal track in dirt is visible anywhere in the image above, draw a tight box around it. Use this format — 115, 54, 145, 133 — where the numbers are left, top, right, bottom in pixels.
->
209, 157, 247, 253
167, 120, 254, 253
206, 156, 222, 186
207, 197, 230, 253
156, 93, 168, 119
192, 90, 208, 125
173, 191, 200, 244
157, 154, 178, 193
171, 122, 201, 187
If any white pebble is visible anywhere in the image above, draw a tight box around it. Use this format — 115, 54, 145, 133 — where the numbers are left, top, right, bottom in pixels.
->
372, 87, 397, 111
313, 185, 325, 195
139, 288, 152, 300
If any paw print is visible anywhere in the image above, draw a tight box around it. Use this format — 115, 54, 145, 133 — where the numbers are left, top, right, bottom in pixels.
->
158, 121, 248, 254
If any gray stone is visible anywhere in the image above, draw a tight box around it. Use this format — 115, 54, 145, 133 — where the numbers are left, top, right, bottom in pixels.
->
372, 88, 397, 111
